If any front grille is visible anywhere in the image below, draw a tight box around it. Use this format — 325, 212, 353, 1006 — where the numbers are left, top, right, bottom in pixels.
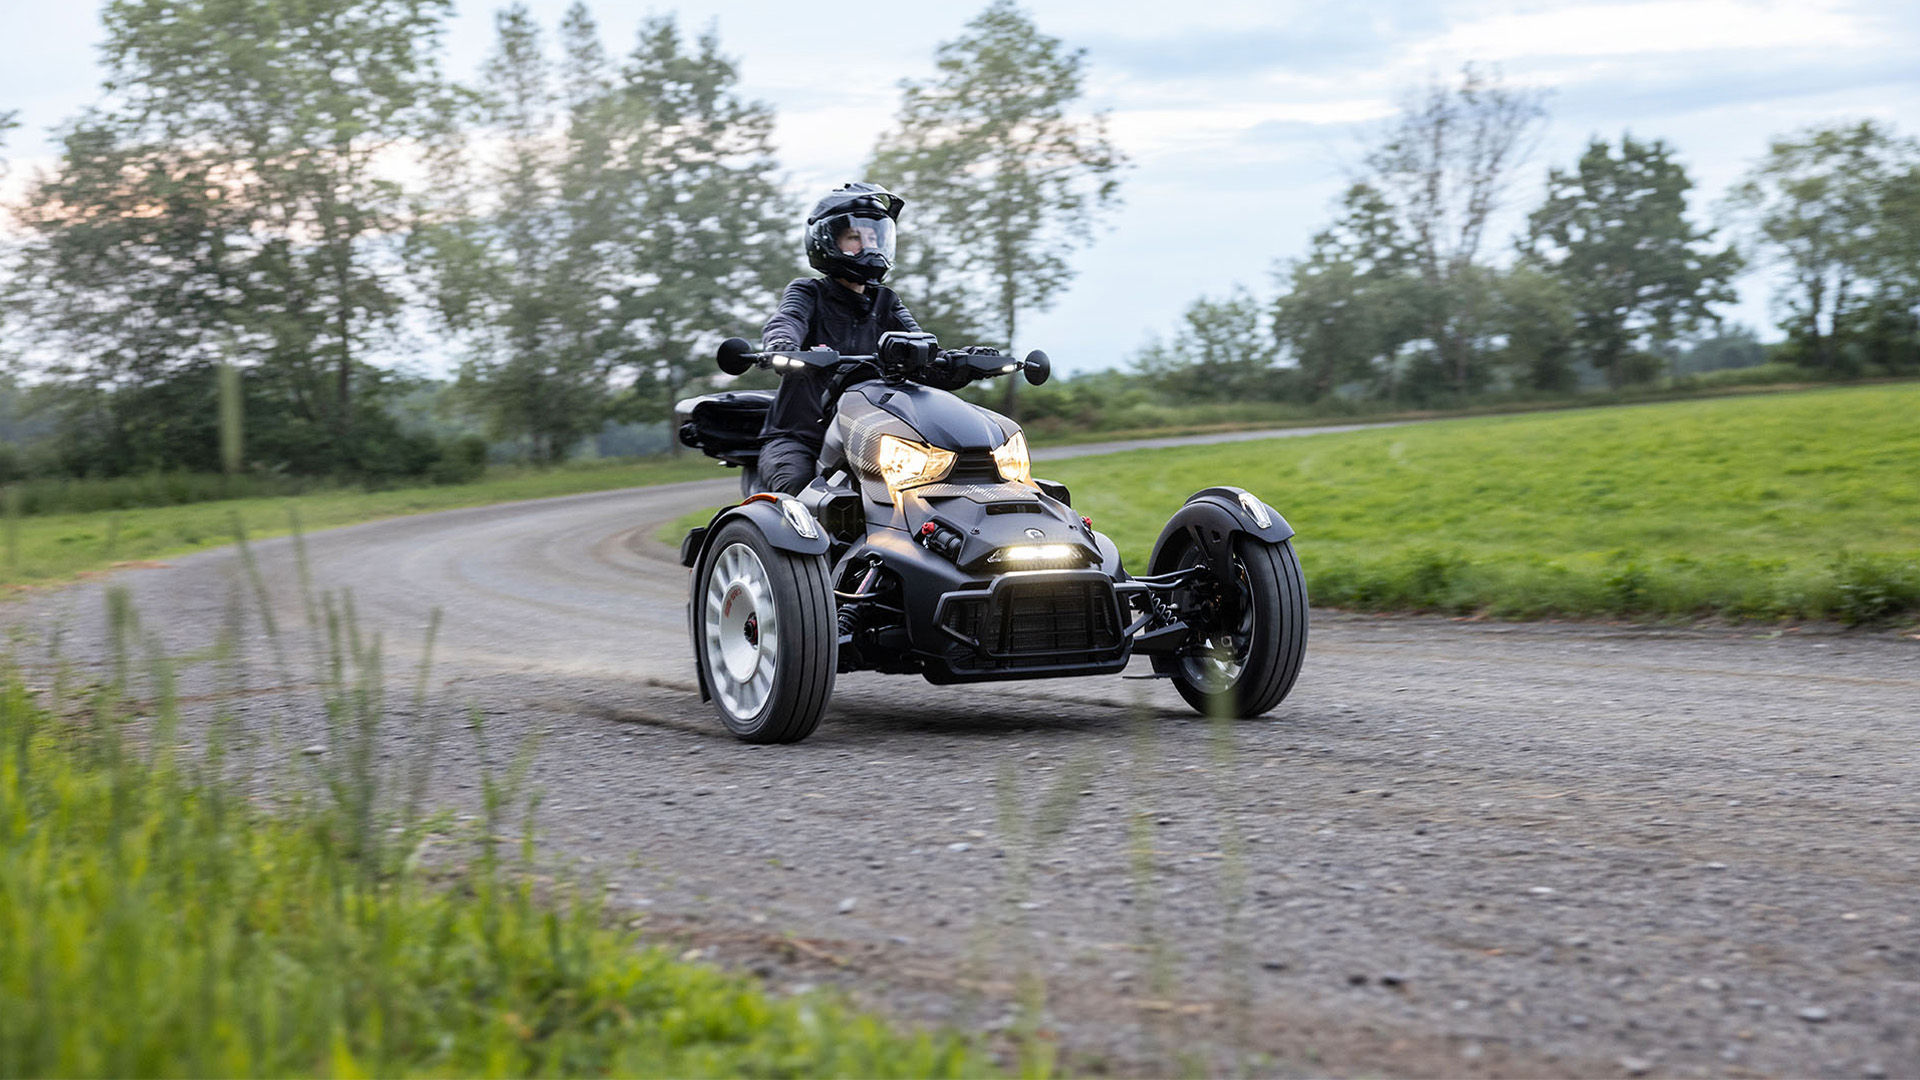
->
1004, 578, 1118, 653
938, 574, 1122, 666
950, 449, 999, 481
941, 597, 986, 642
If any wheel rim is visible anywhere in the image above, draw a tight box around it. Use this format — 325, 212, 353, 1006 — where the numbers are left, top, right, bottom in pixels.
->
704, 542, 778, 720
1180, 554, 1254, 694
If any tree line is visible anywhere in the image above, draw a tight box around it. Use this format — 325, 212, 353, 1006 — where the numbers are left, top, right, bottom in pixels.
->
1134, 69, 1920, 410
0, 0, 1117, 482
1, 1, 1915, 486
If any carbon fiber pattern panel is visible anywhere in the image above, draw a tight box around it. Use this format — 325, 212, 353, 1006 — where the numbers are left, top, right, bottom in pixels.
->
837, 409, 918, 481
910, 481, 1037, 501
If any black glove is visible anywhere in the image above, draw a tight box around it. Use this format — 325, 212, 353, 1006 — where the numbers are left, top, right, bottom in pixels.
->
923, 352, 972, 390
962, 345, 1002, 356
763, 338, 800, 353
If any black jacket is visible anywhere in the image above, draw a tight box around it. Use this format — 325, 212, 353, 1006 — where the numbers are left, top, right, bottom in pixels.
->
758, 277, 926, 449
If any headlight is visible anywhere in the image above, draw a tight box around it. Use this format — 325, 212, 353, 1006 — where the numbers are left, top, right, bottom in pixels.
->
992, 431, 1031, 484
876, 434, 955, 495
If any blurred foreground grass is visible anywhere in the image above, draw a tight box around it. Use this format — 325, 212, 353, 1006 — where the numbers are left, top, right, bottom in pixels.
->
2, 456, 723, 592
1051, 384, 1920, 623
0, 608, 986, 1078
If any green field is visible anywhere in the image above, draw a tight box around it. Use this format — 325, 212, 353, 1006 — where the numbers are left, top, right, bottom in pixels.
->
1, 456, 722, 592
1048, 385, 1920, 623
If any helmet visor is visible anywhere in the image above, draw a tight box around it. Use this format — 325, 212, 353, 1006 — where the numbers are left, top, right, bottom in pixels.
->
824, 213, 896, 263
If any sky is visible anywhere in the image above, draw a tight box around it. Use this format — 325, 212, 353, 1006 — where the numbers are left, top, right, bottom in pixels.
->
4, 0, 1919, 377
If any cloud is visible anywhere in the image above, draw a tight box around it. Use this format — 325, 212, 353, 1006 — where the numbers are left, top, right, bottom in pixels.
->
1422, 0, 1870, 60
1106, 99, 1395, 157
1541, 52, 1920, 127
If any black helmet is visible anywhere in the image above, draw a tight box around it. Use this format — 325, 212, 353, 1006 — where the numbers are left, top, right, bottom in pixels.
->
805, 181, 904, 285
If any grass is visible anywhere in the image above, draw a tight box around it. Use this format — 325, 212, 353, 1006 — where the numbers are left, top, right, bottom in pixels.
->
2, 455, 723, 592
1014, 371, 1920, 448
0, 583, 990, 1077
1046, 384, 1920, 624
1, 470, 327, 516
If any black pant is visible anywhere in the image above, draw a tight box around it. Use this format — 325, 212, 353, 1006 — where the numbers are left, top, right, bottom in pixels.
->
758, 435, 818, 495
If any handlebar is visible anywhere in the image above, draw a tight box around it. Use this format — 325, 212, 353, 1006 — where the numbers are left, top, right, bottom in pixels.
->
715, 336, 1050, 386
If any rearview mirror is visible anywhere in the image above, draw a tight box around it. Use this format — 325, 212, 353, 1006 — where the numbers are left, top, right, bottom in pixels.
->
1022, 350, 1051, 386
716, 337, 755, 376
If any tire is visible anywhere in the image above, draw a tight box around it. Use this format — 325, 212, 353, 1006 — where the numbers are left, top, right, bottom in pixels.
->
694, 520, 836, 743
1152, 534, 1308, 719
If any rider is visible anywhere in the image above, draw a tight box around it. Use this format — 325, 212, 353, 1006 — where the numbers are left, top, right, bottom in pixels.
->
756, 181, 969, 495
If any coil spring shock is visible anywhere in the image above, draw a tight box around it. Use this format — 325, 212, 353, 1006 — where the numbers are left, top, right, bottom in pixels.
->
836, 560, 884, 639
1147, 589, 1178, 627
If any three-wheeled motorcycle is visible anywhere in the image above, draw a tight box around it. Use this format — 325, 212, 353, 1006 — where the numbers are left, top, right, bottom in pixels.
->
675, 333, 1307, 743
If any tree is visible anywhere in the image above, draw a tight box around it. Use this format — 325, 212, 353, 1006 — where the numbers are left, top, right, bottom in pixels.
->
1726, 120, 1920, 371
409, 8, 790, 459
868, 0, 1125, 415
1132, 288, 1275, 402
1521, 135, 1741, 387
410, 4, 611, 462
1490, 265, 1580, 392
1359, 65, 1547, 392
604, 17, 796, 426
11, 120, 245, 395
1859, 154, 1920, 372
1272, 183, 1422, 401
1677, 326, 1767, 374
10, 0, 457, 474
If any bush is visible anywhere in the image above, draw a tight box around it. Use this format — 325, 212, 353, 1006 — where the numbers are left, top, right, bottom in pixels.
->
1677, 362, 1819, 390
429, 434, 491, 485
1828, 554, 1920, 626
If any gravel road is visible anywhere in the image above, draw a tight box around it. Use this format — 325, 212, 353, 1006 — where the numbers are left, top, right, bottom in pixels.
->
6, 444, 1917, 1078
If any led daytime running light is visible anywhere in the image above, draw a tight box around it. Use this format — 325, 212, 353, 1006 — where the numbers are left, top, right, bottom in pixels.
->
991, 544, 1078, 564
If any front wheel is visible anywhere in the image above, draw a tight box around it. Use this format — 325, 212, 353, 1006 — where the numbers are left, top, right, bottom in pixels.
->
1153, 535, 1309, 719
694, 520, 836, 743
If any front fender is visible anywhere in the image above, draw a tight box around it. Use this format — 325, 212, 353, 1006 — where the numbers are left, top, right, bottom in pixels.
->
1148, 486, 1295, 580
683, 495, 832, 702
680, 494, 831, 569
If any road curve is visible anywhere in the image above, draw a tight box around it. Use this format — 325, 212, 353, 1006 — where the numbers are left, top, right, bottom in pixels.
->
6, 437, 1917, 1077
